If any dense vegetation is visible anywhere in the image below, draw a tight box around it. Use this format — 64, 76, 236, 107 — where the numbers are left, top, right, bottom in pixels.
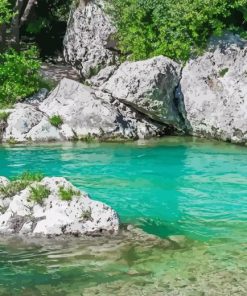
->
0, 0, 71, 108
0, 47, 48, 107
107, 0, 247, 61
1, 0, 247, 107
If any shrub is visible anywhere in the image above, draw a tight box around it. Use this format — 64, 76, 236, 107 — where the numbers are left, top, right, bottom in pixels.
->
29, 185, 50, 204
59, 186, 80, 201
0, 47, 49, 108
0, 112, 9, 122
49, 115, 63, 128
107, 0, 247, 61
0, 0, 12, 25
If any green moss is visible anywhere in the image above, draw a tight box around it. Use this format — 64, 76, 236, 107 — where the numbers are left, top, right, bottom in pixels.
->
29, 185, 50, 204
59, 186, 80, 201
6, 137, 17, 145
79, 134, 96, 143
49, 115, 63, 128
219, 68, 229, 77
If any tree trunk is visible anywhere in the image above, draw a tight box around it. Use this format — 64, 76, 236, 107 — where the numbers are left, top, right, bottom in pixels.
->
20, 0, 36, 26
10, 0, 25, 50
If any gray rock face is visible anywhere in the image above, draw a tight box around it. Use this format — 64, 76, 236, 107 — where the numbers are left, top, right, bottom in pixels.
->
3, 104, 63, 142
0, 177, 119, 236
97, 56, 183, 128
63, 0, 117, 79
39, 78, 169, 140
181, 36, 247, 144
2, 78, 172, 143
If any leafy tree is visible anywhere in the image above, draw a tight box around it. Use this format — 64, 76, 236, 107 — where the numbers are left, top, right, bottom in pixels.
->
0, 0, 12, 25
107, 0, 247, 61
0, 0, 12, 50
0, 47, 48, 108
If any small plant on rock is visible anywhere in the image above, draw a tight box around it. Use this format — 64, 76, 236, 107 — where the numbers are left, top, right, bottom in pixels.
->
219, 68, 229, 77
29, 185, 50, 204
0, 180, 28, 198
0, 171, 45, 199
80, 209, 92, 221
49, 115, 63, 128
59, 186, 80, 201
15, 171, 44, 182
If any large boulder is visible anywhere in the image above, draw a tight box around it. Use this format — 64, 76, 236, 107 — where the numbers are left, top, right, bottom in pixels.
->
1, 78, 172, 143
63, 0, 117, 80
39, 78, 171, 140
96, 56, 183, 129
0, 177, 119, 236
181, 35, 247, 144
3, 104, 63, 142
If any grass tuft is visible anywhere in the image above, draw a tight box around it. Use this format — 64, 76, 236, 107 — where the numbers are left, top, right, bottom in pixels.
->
29, 184, 50, 204
49, 115, 63, 128
59, 186, 80, 201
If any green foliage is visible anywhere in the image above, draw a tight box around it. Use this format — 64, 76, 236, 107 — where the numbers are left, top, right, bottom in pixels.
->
14, 171, 44, 183
107, 0, 247, 61
0, 181, 27, 199
0, 112, 9, 122
0, 47, 47, 108
29, 185, 50, 204
0, 171, 44, 199
0, 0, 12, 25
49, 115, 63, 128
59, 186, 80, 201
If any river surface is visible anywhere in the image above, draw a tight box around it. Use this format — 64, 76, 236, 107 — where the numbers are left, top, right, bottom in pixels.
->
0, 137, 246, 295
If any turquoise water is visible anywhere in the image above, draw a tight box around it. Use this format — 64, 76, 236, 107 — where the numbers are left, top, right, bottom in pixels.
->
0, 137, 247, 295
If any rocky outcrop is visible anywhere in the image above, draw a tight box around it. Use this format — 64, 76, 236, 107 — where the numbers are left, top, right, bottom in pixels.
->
93, 56, 183, 129
63, 0, 117, 80
2, 78, 174, 143
39, 78, 171, 140
181, 35, 247, 144
3, 104, 63, 143
0, 176, 119, 236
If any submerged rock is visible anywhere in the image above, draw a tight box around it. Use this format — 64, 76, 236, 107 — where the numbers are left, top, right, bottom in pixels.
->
97, 56, 183, 129
0, 177, 119, 236
181, 35, 247, 144
63, 0, 117, 79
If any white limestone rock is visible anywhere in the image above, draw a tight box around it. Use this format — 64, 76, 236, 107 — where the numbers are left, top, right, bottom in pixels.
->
98, 56, 183, 128
0, 177, 119, 236
39, 78, 169, 140
63, 0, 118, 79
3, 104, 63, 143
181, 35, 247, 144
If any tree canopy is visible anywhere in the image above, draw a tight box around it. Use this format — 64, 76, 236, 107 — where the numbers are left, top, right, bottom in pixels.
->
107, 0, 247, 61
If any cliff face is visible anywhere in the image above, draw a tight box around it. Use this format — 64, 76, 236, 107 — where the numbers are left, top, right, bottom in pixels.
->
63, 0, 118, 80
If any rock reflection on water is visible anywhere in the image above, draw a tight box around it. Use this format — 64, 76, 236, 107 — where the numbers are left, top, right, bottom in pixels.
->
0, 227, 246, 296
